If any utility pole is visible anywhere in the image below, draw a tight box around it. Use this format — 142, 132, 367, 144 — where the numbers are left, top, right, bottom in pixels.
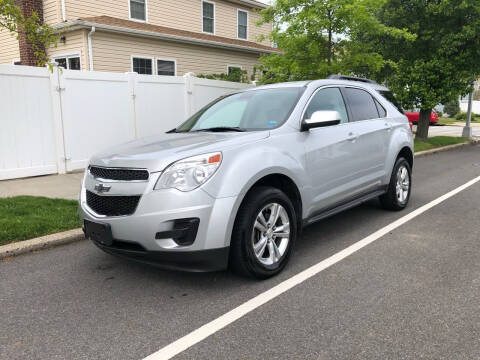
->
462, 79, 474, 138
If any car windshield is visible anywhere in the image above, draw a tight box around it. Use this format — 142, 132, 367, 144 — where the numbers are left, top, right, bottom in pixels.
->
175, 87, 305, 132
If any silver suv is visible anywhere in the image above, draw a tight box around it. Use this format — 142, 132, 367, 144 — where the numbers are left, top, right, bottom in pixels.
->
79, 75, 413, 278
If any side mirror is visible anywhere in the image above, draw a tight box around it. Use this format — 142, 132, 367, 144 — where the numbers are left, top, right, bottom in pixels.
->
301, 110, 341, 131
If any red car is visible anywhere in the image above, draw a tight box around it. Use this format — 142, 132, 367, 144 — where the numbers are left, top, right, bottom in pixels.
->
405, 110, 439, 125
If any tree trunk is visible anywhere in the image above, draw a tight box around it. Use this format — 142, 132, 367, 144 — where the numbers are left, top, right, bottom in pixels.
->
416, 109, 431, 141
327, 28, 332, 67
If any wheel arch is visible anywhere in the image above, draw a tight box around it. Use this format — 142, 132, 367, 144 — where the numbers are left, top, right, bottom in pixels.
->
225, 171, 304, 248
245, 173, 303, 232
397, 146, 414, 169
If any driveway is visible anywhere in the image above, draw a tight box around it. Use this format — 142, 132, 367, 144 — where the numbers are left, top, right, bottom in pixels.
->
1, 145, 479, 360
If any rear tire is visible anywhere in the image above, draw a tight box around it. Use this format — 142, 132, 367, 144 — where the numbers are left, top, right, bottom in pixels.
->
230, 186, 297, 279
380, 157, 412, 211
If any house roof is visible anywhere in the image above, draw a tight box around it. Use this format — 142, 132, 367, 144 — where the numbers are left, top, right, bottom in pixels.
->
55, 16, 280, 54
226, 0, 269, 9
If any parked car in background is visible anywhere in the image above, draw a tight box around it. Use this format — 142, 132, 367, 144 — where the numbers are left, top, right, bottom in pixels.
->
405, 110, 439, 125
407, 117, 413, 131
80, 75, 413, 279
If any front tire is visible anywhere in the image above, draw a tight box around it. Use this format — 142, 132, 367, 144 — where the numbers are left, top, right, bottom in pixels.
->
230, 186, 297, 279
380, 157, 412, 211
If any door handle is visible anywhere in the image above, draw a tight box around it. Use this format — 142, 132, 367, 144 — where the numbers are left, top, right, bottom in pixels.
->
347, 132, 358, 141
384, 123, 392, 131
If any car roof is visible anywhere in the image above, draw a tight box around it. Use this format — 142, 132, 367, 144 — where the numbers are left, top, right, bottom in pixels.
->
248, 78, 389, 92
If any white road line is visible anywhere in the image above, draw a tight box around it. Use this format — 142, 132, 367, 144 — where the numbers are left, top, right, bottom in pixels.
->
143, 175, 480, 360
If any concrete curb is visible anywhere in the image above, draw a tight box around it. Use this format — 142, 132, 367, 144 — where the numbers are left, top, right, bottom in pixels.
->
0, 228, 85, 260
415, 139, 479, 158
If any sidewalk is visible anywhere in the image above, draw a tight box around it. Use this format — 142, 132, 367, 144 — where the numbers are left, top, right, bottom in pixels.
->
453, 122, 480, 127
0, 172, 83, 200
413, 124, 480, 138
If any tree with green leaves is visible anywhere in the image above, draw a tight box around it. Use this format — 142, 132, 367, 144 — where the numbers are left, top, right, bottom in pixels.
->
256, 0, 412, 84
0, 0, 56, 66
363, 0, 480, 140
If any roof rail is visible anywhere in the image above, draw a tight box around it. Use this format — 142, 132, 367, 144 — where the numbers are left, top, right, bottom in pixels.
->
327, 74, 377, 84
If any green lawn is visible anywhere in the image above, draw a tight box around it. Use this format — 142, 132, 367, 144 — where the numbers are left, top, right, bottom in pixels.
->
438, 117, 480, 125
414, 136, 470, 152
0, 196, 81, 246
437, 117, 457, 125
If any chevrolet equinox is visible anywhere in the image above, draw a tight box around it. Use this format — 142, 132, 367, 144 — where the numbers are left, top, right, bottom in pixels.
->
80, 75, 413, 279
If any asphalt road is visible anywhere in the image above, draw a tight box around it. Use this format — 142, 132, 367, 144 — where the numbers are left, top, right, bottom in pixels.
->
1, 145, 479, 360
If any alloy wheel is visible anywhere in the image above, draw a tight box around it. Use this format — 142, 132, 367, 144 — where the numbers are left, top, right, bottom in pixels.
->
396, 165, 410, 204
251, 203, 290, 266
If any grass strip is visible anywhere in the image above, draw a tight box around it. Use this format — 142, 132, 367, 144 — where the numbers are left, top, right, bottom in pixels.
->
0, 196, 80, 246
414, 136, 470, 152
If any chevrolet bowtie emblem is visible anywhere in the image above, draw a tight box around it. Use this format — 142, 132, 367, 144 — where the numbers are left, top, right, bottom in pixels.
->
94, 183, 111, 193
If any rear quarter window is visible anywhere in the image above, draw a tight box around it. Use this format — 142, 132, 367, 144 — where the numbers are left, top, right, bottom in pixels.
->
374, 98, 387, 117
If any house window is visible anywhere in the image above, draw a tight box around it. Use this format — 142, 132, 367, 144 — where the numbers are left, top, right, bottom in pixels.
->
132, 57, 153, 74
130, 0, 146, 21
54, 55, 81, 70
203, 1, 214, 34
157, 59, 175, 76
238, 10, 247, 40
228, 66, 242, 74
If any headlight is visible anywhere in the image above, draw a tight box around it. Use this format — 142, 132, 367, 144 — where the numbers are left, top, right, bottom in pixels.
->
154, 152, 222, 192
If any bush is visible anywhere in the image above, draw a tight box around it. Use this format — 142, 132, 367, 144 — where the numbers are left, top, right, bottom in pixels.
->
444, 101, 460, 117
455, 112, 480, 121
436, 111, 443, 117
197, 68, 249, 83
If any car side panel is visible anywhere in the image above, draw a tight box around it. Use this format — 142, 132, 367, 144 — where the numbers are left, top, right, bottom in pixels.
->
337, 118, 388, 197
302, 122, 362, 215
382, 119, 414, 185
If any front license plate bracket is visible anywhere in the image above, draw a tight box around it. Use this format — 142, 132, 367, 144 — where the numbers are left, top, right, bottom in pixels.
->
84, 220, 113, 246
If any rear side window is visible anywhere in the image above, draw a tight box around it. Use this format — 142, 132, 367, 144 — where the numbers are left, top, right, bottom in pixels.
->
343, 88, 379, 122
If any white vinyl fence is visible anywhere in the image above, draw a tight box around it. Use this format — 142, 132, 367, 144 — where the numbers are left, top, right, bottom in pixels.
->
0, 65, 252, 180
460, 99, 480, 115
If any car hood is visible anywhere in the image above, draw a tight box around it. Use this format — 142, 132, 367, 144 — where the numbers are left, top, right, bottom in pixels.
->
89, 131, 269, 172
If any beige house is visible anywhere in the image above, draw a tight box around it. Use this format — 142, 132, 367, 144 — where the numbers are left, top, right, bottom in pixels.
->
0, 0, 277, 78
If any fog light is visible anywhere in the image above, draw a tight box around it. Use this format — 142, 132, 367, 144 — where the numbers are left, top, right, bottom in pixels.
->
155, 218, 200, 246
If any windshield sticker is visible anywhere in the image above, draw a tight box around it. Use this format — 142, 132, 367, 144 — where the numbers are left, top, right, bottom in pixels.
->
268, 121, 277, 127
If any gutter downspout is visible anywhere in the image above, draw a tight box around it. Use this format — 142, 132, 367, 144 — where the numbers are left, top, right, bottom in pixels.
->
61, 0, 66, 22
87, 26, 95, 71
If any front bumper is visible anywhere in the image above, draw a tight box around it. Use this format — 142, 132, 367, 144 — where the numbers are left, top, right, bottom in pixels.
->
89, 236, 229, 272
79, 171, 238, 271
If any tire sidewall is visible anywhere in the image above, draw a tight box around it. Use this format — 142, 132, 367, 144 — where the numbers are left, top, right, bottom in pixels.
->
391, 158, 412, 209
240, 188, 297, 278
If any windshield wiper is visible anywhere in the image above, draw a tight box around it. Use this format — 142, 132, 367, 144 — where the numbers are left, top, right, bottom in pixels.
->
194, 126, 246, 132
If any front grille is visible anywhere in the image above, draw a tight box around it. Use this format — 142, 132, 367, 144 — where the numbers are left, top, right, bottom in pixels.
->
86, 190, 140, 216
89, 166, 149, 181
